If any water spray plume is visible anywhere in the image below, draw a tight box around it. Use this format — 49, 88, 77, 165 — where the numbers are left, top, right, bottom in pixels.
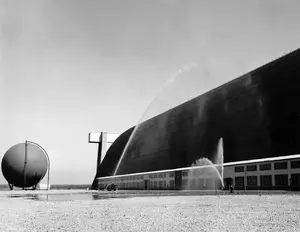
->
113, 63, 199, 176
186, 138, 224, 190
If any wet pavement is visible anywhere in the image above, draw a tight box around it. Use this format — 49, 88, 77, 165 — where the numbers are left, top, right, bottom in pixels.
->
2, 189, 299, 201
6, 192, 120, 201
4, 190, 213, 201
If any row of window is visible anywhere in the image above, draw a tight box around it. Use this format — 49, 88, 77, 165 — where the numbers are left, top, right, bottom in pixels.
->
182, 171, 188, 176
102, 172, 171, 181
150, 180, 167, 188
234, 160, 300, 173
119, 176, 143, 181
101, 173, 300, 189
98, 160, 300, 184
101, 172, 172, 181
235, 174, 290, 186
98, 176, 143, 182
150, 173, 168, 178
118, 180, 175, 189
99, 175, 220, 187
119, 182, 144, 189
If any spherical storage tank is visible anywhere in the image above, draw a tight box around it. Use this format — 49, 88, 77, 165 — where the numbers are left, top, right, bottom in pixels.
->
1, 142, 48, 188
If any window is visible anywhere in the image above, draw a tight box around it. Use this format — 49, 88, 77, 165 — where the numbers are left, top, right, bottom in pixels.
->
182, 171, 188, 176
274, 162, 287, 170
259, 163, 271, 171
235, 177, 244, 186
193, 170, 198, 177
159, 181, 163, 188
291, 160, 300, 169
246, 165, 257, 172
275, 174, 288, 186
170, 180, 175, 188
182, 179, 188, 186
234, 166, 244, 172
260, 175, 272, 186
247, 176, 257, 186
191, 179, 196, 188
291, 174, 300, 185
197, 179, 203, 186
169, 172, 175, 178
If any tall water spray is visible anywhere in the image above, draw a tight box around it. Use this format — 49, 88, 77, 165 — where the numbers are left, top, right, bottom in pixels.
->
113, 59, 232, 176
186, 138, 224, 190
114, 63, 201, 175
214, 138, 224, 183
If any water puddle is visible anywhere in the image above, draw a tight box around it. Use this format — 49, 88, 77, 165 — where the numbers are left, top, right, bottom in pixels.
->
6, 193, 130, 201
5, 190, 296, 201
5, 190, 220, 201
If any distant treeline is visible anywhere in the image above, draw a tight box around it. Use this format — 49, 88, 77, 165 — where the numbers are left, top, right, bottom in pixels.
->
50, 184, 91, 190
0, 185, 8, 190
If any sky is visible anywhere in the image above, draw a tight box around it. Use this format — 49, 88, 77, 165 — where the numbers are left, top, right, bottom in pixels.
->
0, 0, 300, 185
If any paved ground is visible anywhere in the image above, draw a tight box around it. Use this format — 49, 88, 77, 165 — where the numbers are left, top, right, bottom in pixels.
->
0, 190, 299, 232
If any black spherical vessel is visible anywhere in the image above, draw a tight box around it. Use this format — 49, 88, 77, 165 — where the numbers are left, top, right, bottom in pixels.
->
1, 142, 48, 189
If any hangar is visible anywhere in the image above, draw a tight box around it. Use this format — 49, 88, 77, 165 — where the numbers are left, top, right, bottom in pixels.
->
91, 49, 300, 191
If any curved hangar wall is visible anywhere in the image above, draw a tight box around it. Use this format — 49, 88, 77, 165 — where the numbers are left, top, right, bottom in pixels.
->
1, 142, 48, 188
97, 49, 300, 177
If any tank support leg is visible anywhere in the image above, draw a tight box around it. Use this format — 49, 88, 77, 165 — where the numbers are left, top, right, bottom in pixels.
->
8, 183, 13, 190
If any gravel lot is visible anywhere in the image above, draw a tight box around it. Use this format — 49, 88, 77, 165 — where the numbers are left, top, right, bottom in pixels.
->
0, 190, 299, 232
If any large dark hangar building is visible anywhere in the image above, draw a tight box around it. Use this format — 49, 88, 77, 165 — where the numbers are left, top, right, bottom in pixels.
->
91, 49, 300, 191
